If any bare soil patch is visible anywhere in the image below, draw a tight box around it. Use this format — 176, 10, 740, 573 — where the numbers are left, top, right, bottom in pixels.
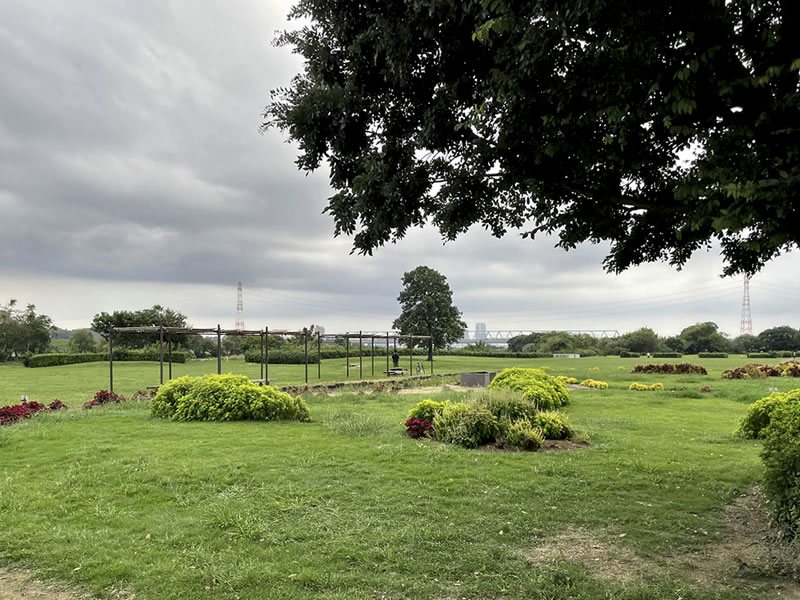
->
0, 569, 84, 600
524, 489, 800, 597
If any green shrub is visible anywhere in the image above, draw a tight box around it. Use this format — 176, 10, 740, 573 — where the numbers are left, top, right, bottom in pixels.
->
698, 352, 728, 358
776, 351, 795, 358
25, 351, 187, 368
652, 352, 682, 358
433, 402, 498, 449
532, 411, 573, 440
472, 390, 536, 422
749, 352, 778, 359
619, 351, 641, 358
437, 349, 551, 358
150, 374, 310, 422
489, 368, 569, 410
408, 399, 448, 422
736, 389, 800, 439
504, 420, 543, 450
762, 403, 800, 536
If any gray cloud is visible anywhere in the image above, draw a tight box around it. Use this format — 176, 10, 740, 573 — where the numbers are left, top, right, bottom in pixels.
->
0, 0, 798, 336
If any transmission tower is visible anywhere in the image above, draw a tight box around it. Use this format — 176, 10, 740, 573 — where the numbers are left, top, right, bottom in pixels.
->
235, 281, 244, 331
740, 275, 752, 335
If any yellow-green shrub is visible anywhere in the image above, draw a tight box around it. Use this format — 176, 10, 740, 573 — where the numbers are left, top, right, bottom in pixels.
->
649, 383, 664, 391
489, 368, 570, 409
629, 382, 664, 391
505, 420, 543, 450
580, 379, 608, 389
532, 411, 573, 440
737, 389, 800, 439
408, 399, 448, 422
556, 376, 578, 384
433, 402, 498, 449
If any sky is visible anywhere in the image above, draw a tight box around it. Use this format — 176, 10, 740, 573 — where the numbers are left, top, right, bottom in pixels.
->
1, 0, 797, 339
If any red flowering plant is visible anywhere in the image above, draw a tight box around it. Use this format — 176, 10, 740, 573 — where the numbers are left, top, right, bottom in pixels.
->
48, 399, 68, 410
22, 400, 47, 414
405, 417, 434, 439
0, 404, 31, 426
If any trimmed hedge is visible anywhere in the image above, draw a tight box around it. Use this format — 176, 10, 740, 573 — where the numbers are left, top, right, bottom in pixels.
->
762, 402, 800, 536
698, 352, 728, 358
652, 352, 682, 358
438, 350, 552, 358
619, 351, 641, 358
777, 351, 796, 358
25, 350, 187, 368
749, 352, 777, 359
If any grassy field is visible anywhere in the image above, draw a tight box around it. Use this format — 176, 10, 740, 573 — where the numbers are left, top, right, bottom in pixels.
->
1, 355, 798, 599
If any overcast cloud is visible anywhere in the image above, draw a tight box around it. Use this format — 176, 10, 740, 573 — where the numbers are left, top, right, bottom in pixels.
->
1, 0, 797, 338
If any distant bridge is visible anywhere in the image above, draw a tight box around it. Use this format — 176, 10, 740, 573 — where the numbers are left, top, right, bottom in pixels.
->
458, 329, 620, 345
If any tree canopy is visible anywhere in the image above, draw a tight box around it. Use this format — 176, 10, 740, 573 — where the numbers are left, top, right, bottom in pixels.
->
392, 266, 466, 357
91, 305, 188, 348
266, 0, 800, 275
0, 300, 54, 361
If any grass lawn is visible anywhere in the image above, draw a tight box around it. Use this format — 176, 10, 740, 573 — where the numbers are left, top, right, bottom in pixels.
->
1, 355, 798, 599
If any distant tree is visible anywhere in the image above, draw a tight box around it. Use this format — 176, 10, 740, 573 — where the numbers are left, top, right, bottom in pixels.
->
508, 333, 545, 353
69, 329, 96, 353
679, 322, 731, 354
757, 326, 798, 351
393, 266, 466, 359
91, 305, 187, 348
537, 333, 574, 354
731, 334, 760, 354
662, 336, 686, 354
0, 300, 54, 360
619, 328, 660, 354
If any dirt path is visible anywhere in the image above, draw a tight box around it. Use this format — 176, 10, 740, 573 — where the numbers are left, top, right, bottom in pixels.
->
0, 569, 84, 600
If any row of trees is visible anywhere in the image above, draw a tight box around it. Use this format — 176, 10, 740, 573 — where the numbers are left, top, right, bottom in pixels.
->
506, 323, 800, 356
0, 300, 54, 361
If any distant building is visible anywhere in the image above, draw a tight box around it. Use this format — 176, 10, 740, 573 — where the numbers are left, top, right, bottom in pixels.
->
475, 323, 487, 341
314, 324, 325, 336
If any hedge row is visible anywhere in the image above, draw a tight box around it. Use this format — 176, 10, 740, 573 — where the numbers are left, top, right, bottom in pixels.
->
747, 352, 796, 359
652, 352, 682, 358
619, 352, 641, 358
25, 350, 188, 368
698, 352, 728, 358
438, 350, 553, 359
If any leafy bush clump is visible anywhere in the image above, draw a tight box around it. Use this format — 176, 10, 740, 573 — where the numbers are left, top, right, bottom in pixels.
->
556, 376, 578, 384
620, 351, 641, 358
489, 368, 569, 409
407, 399, 448, 422
473, 390, 536, 422
48, 399, 68, 411
83, 389, 126, 409
652, 352, 682, 358
433, 403, 498, 449
0, 404, 31, 426
632, 363, 708, 375
22, 400, 47, 414
749, 352, 778, 359
736, 390, 800, 439
151, 374, 310, 423
761, 403, 800, 537
700, 386, 713, 393
580, 379, 608, 389
722, 363, 777, 379
532, 411, 573, 440
629, 383, 663, 391
698, 352, 728, 358
504, 420, 544, 450
404, 417, 434, 439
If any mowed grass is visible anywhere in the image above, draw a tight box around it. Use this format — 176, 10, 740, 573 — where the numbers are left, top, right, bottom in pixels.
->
0, 355, 795, 599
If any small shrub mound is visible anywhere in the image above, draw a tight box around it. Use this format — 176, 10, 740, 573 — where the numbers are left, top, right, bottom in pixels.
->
629, 382, 663, 391
736, 389, 800, 439
722, 361, 800, 379
83, 389, 125, 409
580, 379, 608, 389
48, 399, 68, 411
433, 403, 498, 449
488, 368, 569, 410
150, 374, 310, 422
407, 399, 448, 422
505, 420, 543, 450
762, 402, 800, 537
632, 363, 708, 375
472, 390, 536, 422
700, 386, 712, 393
404, 417, 434, 439
532, 411, 573, 440
556, 375, 578, 384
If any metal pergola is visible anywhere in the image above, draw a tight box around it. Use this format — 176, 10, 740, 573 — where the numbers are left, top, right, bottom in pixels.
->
107, 326, 432, 392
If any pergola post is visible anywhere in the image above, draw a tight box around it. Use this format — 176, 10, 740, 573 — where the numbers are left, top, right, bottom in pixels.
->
159, 326, 164, 385
304, 328, 309, 384
109, 328, 114, 393
386, 331, 389, 374
359, 330, 363, 380
317, 332, 321, 379
409, 337, 413, 375
265, 326, 269, 383
430, 338, 434, 374
216, 324, 221, 375
260, 330, 265, 380
371, 335, 375, 376
346, 336, 350, 378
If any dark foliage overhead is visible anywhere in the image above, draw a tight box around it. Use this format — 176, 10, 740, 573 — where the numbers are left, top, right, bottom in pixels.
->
265, 0, 800, 275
